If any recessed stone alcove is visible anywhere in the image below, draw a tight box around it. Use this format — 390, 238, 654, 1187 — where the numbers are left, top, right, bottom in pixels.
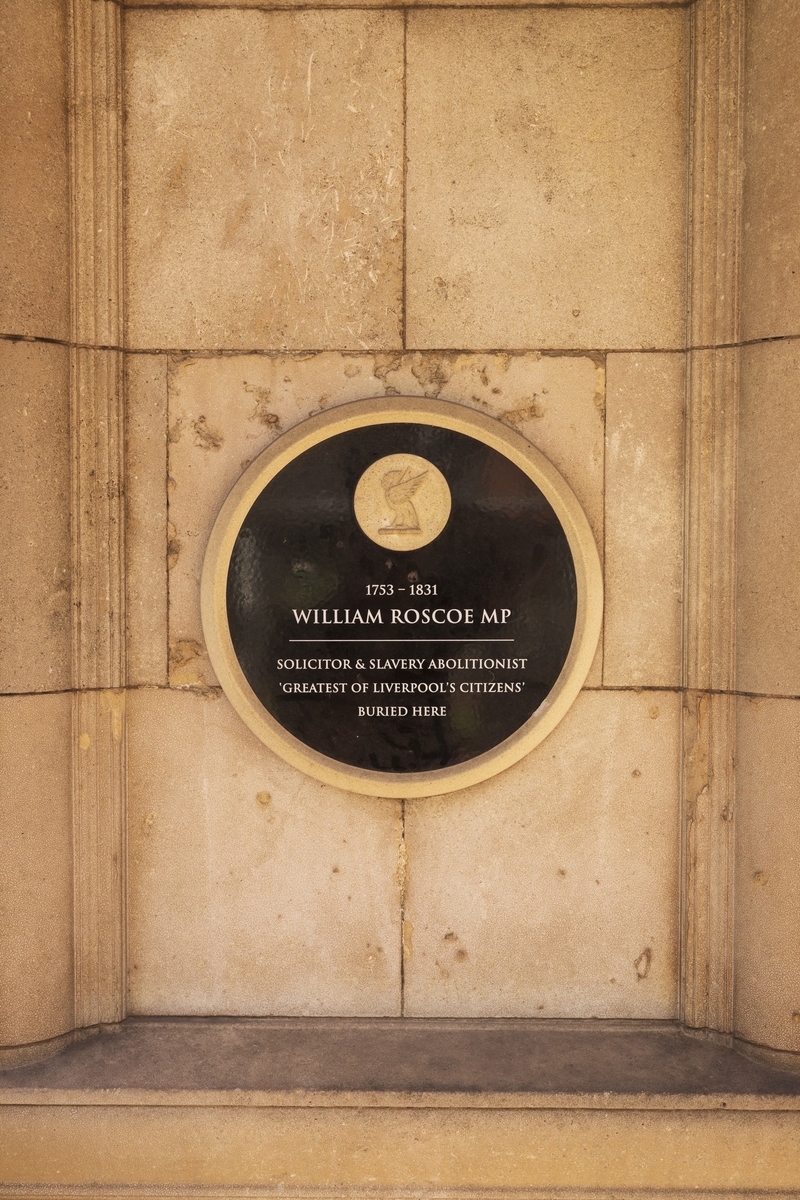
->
1, 0, 800, 1192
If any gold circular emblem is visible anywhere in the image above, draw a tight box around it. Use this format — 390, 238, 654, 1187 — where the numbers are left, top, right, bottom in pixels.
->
353, 453, 451, 551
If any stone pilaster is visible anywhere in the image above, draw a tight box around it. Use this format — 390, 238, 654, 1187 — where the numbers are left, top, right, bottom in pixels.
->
68, 0, 127, 1029
681, 0, 745, 1034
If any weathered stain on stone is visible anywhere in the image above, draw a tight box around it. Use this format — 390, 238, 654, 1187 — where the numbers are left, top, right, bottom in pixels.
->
500, 396, 544, 424
167, 522, 181, 571
634, 947, 652, 980
244, 382, 281, 428
191, 415, 223, 451
402, 918, 413, 958
373, 352, 403, 384
100, 689, 126, 743
168, 639, 206, 687
409, 352, 454, 397
167, 418, 184, 445
593, 362, 606, 417
633, 950, 652, 979
395, 823, 408, 894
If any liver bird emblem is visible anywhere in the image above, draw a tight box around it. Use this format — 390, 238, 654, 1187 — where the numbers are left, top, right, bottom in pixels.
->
380, 465, 428, 532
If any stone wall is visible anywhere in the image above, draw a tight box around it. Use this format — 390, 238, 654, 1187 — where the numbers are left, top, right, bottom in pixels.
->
734, 0, 800, 1059
0, 0, 75, 1053
0, 0, 798, 1061
124, 3, 687, 1020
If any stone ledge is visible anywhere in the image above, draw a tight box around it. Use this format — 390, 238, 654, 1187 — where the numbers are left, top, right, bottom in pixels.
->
3, 1087, 799, 1111
0, 1191, 798, 1200
0, 1193, 797, 1200
0, 1020, 799, 1192
124, 1, 689, 8
1, 1018, 799, 1090
2, 1017, 799, 1104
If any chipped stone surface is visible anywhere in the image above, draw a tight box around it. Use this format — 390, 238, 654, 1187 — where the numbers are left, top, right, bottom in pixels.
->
127, 353, 169, 687
0, 340, 71, 693
0, 692, 74, 1046
404, 689, 680, 1018
604, 353, 684, 688
127, 687, 402, 1015
735, 696, 800, 1054
166, 351, 603, 688
406, 8, 688, 351
129, 0, 687, 7
737, 339, 800, 697
0, 0, 69, 341
124, 9, 403, 351
742, 0, 800, 341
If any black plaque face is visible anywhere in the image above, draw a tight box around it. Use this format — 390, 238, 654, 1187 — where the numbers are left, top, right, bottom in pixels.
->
225, 422, 577, 775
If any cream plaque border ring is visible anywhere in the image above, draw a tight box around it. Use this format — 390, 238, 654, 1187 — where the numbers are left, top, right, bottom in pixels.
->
201, 397, 603, 798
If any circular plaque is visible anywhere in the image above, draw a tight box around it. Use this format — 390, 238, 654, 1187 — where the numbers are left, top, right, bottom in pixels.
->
202, 397, 602, 797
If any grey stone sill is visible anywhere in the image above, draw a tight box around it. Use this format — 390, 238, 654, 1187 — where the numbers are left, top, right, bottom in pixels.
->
1, 1018, 799, 1109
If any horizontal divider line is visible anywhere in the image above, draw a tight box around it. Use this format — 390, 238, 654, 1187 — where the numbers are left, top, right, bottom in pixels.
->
5, 333, 800, 355
116, 333, 800, 355
0, 333, 123, 352
289, 638, 515, 643
124, 2, 694, 11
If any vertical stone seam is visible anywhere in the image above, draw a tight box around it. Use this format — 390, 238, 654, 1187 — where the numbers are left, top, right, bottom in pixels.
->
166, 356, 175, 685
681, 0, 744, 1036
162, 356, 171, 686
68, 0, 128, 1029
398, 798, 407, 1017
600, 352, 607, 688
401, 9, 408, 352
